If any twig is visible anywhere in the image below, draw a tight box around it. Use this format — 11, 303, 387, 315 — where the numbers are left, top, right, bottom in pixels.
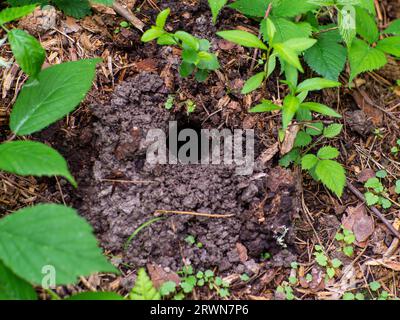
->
112, 1, 145, 32
346, 180, 400, 239
249, 3, 272, 74
100, 178, 154, 184
155, 209, 235, 218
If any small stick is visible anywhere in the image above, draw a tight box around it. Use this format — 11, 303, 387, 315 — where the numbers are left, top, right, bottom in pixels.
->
112, 1, 145, 32
346, 180, 400, 239
249, 3, 272, 74
155, 209, 235, 219
100, 179, 154, 184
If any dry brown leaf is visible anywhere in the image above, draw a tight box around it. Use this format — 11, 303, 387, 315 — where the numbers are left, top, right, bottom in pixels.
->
280, 124, 300, 155
236, 242, 248, 263
342, 204, 374, 244
258, 142, 279, 164
352, 90, 383, 126
134, 58, 158, 72
146, 263, 180, 289
357, 168, 376, 183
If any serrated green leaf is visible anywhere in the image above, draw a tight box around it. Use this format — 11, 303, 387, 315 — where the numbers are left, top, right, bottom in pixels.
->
10, 59, 100, 135
197, 52, 220, 71
323, 123, 343, 138
53, 0, 91, 18
8, 29, 45, 78
304, 28, 347, 80
294, 131, 312, 147
279, 148, 300, 167
217, 30, 268, 49
0, 141, 76, 187
0, 204, 117, 285
208, 0, 227, 23
0, 5, 36, 24
130, 268, 160, 300
302, 154, 319, 170
159, 281, 177, 296
241, 71, 265, 94
228, 0, 269, 17
0, 260, 37, 300
297, 78, 341, 93
338, 5, 357, 46
306, 122, 324, 135
264, 18, 312, 43
356, 6, 379, 44
376, 36, 400, 58
369, 281, 381, 292
327, 267, 335, 278
315, 159, 346, 196
331, 258, 342, 268
179, 61, 195, 77
383, 19, 400, 36
300, 102, 342, 117
317, 146, 340, 159
348, 38, 387, 82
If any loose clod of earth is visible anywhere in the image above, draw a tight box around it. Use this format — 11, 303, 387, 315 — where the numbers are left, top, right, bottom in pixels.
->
0, 0, 399, 301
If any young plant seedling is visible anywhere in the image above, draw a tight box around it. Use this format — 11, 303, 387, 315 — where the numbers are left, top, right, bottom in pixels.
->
141, 8, 220, 82
335, 226, 356, 257
313, 244, 343, 279
363, 172, 393, 209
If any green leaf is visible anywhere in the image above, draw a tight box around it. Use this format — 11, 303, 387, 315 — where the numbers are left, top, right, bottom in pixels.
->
338, 5, 357, 46
241, 71, 265, 94
343, 292, 355, 300
160, 281, 177, 296
323, 123, 343, 138
155, 8, 170, 29
130, 268, 160, 300
383, 19, 400, 36
179, 62, 195, 78
8, 29, 45, 78
283, 38, 317, 53
0, 5, 36, 25
395, 180, 400, 194
302, 154, 319, 170
355, 7, 379, 44
315, 159, 346, 197
331, 258, 342, 269
10, 59, 100, 135
249, 100, 281, 113
376, 36, 400, 58
317, 146, 340, 160
174, 31, 200, 50
282, 95, 300, 129
306, 122, 324, 136
0, 260, 37, 300
271, 0, 317, 17
304, 28, 347, 80
0, 141, 76, 187
380, 197, 392, 209
141, 27, 164, 42
157, 34, 177, 45
365, 177, 382, 189
67, 292, 124, 300
279, 148, 300, 167
194, 69, 209, 82
274, 43, 303, 72
375, 169, 387, 178
197, 52, 220, 71
297, 78, 341, 93
327, 267, 335, 279
52, 0, 91, 19
264, 18, 312, 43
294, 131, 312, 147
369, 281, 381, 292
208, 0, 227, 23
300, 102, 342, 117
182, 49, 199, 64
315, 252, 328, 266
0, 204, 117, 285
348, 38, 387, 82
92, 0, 114, 5
228, 0, 269, 17
217, 30, 268, 49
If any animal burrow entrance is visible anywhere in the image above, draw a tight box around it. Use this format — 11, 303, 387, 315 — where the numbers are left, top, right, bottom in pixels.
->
74, 72, 300, 275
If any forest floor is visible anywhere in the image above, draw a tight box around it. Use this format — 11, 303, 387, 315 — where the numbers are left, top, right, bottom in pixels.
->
1, 0, 400, 300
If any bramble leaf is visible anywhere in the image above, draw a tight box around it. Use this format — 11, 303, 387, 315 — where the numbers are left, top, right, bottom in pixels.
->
315, 159, 346, 197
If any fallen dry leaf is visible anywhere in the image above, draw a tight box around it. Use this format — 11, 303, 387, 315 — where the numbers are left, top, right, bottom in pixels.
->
357, 168, 376, 183
236, 242, 248, 263
342, 204, 374, 244
147, 263, 180, 289
280, 124, 300, 155
352, 90, 383, 126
